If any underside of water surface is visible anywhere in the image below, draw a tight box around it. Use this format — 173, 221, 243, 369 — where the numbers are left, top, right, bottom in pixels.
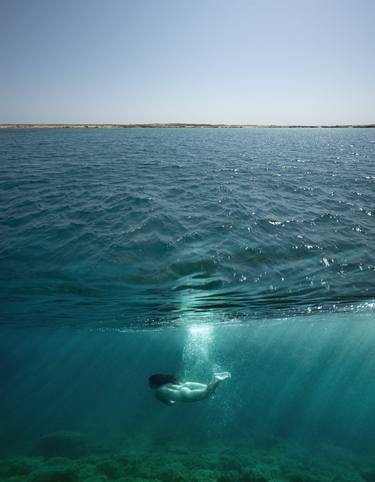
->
0, 128, 375, 481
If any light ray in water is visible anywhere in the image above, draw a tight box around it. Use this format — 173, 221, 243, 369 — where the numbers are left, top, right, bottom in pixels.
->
182, 323, 218, 379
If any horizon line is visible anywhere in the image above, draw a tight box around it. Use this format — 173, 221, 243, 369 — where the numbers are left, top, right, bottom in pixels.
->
1, 123, 375, 129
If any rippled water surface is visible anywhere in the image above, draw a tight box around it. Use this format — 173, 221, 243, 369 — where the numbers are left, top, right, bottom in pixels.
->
1, 128, 374, 327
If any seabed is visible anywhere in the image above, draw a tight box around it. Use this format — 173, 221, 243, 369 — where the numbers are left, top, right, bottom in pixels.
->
0, 432, 374, 482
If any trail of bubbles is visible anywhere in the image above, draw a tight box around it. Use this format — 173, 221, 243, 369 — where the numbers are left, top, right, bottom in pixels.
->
182, 325, 220, 380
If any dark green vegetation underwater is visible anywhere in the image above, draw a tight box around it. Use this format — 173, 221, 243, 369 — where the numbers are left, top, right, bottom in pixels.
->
1, 435, 374, 482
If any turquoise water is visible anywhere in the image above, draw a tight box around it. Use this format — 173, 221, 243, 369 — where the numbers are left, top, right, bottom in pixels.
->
1, 128, 375, 481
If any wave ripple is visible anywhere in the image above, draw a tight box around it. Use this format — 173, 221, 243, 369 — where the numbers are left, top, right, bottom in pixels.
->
1, 128, 374, 327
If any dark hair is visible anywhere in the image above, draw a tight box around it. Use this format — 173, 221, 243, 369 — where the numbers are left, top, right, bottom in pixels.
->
148, 373, 180, 389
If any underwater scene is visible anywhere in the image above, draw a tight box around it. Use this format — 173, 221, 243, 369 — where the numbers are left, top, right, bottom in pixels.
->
1, 127, 375, 482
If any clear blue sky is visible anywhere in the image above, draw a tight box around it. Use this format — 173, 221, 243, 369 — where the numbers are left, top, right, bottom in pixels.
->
1, 0, 374, 124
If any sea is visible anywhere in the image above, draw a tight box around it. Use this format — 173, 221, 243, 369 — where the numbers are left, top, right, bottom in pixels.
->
0, 127, 374, 482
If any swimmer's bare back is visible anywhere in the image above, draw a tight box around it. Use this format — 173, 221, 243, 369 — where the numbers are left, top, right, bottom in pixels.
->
149, 372, 231, 405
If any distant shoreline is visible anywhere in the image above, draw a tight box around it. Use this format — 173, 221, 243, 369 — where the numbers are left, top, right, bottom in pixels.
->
0, 123, 374, 129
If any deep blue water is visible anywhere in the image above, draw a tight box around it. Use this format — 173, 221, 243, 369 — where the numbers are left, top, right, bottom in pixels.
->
1, 128, 374, 327
1, 128, 375, 481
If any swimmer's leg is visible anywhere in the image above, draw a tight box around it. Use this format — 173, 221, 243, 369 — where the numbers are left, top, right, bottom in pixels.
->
214, 372, 231, 381
205, 372, 231, 398
176, 385, 209, 401
163, 373, 232, 403
181, 372, 231, 401
182, 382, 207, 390
183, 373, 231, 392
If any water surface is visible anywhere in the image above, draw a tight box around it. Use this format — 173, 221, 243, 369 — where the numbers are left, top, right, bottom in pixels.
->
1, 128, 374, 327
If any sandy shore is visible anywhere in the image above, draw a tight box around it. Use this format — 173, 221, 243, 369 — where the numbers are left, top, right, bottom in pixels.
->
0, 123, 374, 129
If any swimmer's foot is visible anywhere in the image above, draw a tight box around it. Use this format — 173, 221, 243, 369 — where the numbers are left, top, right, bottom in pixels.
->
214, 371, 231, 381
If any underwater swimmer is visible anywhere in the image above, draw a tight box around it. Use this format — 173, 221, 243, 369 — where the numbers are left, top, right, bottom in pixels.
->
148, 372, 231, 405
